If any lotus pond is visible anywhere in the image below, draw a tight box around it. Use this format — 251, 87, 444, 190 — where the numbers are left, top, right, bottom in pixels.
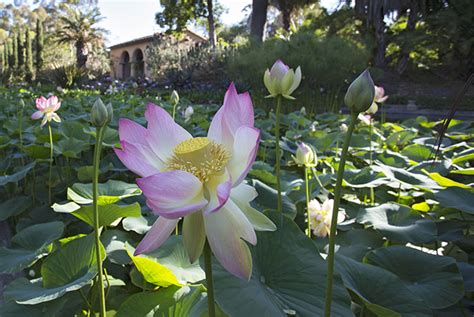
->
0, 83, 473, 317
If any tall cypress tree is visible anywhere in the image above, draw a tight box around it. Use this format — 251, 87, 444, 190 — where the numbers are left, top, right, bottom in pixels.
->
25, 27, 34, 81
35, 19, 44, 71
6, 40, 11, 69
17, 30, 24, 70
2, 43, 7, 70
7, 39, 13, 69
1, 44, 4, 70
12, 32, 18, 69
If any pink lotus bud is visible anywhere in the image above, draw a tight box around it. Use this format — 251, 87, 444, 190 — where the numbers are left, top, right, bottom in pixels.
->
263, 60, 302, 100
293, 142, 316, 167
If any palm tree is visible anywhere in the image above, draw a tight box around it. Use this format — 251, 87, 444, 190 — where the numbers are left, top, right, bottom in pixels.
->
56, 5, 106, 68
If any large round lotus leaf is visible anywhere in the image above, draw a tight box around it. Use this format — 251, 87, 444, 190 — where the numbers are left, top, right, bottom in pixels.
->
334, 228, 384, 261
71, 202, 141, 228
41, 233, 104, 289
101, 229, 133, 265
146, 236, 205, 285
0, 287, 83, 316
0, 196, 32, 221
408, 159, 452, 175
356, 203, 437, 244
23, 144, 50, 159
0, 222, 65, 274
452, 148, 474, 164
343, 166, 389, 188
0, 162, 35, 186
67, 180, 142, 205
376, 163, 441, 190
377, 150, 410, 168
12, 221, 64, 250
250, 179, 297, 219
457, 262, 474, 292
3, 273, 96, 305
213, 211, 352, 317
386, 129, 418, 149
434, 187, 474, 214
116, 285, 220, 317
357, 203, 436, 243
336, 254, 432, 316
122, 214, 155, 234
54, 137, 90, 158
400, 144, 432, 162
366, 246, 464, 309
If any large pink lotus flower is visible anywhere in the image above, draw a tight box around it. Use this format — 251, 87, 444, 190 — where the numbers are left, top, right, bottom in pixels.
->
31, 96, 62, 128
115, 83, 275, 280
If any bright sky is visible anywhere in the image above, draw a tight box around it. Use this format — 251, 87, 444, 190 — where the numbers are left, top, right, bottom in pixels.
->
5, 0, 340, 46
98, 0, 340, 46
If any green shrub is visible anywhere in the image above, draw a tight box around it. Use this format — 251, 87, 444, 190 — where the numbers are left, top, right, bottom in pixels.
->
40, 63, 88, 88
146, 35, 230, 87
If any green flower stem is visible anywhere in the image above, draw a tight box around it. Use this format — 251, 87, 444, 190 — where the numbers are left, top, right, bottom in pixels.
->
204, 241, 216, 317
369, 118, 375, 205
305, 167, 311, 238
324, 111, 357, 317
275, 95, 282, 212
92, 127, 106, 317
172, 103, 177, 121
18, 108, 24, 166
310, 167, 331, 197
47, 123, 54, 205
381, 103, 385, 126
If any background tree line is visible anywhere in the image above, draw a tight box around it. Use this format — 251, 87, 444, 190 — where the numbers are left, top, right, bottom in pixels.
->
0, 0, 108, 85
156, 0, 473, 80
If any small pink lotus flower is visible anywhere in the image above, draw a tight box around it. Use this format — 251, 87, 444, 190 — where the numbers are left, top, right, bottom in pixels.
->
31, 96, 62, 128
366, 85, 388, 115
375, 86, 388, 103
115, 83, 275, 280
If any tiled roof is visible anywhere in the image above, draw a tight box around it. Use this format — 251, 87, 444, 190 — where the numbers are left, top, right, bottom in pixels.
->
109, 29, 206, 49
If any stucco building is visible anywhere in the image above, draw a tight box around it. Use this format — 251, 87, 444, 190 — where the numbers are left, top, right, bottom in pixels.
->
109, 30, 206, 80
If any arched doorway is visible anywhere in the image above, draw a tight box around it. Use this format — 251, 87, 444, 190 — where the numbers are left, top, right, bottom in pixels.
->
132, 48, 144, 78
120, 51, 131, 79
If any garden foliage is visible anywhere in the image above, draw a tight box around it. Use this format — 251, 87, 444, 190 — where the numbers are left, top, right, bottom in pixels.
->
0, 85, 472, 316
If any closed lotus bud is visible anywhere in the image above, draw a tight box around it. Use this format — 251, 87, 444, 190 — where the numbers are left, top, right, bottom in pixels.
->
170, 90, 179, 106
19, 99, 25, 108
344, 69, 375, 113
106, 102, 113, 124
91, 97, 108, 127
293, 142, 316, 167
264, 60, 302, 100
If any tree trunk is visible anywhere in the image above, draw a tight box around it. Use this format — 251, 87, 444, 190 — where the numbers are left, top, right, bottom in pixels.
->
207, 0, 216, 49
76, 41, 87, 68
397, 0, 418, 74
373, 3, 385, 67
280, 0, 291, 31
250, 0, 268, 44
